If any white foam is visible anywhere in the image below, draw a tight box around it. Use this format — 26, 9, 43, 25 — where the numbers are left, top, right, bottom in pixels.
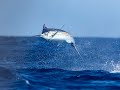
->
25, 80, 30, 85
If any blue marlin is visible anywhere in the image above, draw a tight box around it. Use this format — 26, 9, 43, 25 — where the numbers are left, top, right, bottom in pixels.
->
38, 24, 80, 56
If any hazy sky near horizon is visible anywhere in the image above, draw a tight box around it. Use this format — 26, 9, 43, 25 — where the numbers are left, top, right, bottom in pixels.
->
0, 0, 120, 37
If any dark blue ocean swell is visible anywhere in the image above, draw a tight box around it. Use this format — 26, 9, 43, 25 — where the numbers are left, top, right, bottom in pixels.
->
15, 68, 120, 90
0, 37, 120, 89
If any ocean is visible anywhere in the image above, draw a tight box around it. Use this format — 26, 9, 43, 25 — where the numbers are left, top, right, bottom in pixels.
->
0, 37, 120, 90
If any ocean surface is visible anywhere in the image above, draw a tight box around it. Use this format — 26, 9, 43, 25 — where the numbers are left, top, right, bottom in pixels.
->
0, 37, 120, 90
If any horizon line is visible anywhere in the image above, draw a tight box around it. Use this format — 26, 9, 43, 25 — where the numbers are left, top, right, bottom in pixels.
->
0, 35, 120, 39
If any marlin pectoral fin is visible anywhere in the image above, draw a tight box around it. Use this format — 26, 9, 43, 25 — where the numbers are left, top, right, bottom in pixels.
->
48, 31, 58, 41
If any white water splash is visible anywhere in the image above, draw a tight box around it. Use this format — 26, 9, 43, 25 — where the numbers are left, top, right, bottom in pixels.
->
110, 61, 120, 73
103, 60, 120, 73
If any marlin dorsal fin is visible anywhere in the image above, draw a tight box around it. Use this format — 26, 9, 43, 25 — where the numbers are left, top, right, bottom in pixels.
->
42, 24, 48, 34
43, 24, 47, 29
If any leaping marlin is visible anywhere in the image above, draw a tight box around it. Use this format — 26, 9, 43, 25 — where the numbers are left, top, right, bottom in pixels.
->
37, 24, 80, 56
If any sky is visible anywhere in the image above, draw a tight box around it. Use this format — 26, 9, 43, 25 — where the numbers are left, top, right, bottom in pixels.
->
0, 0, 120, 37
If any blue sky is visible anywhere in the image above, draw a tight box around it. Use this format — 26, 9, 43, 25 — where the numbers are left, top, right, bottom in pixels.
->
0, 0, 120, 37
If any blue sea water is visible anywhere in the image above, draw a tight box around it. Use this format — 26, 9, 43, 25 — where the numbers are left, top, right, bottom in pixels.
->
0, 37, 120, 90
